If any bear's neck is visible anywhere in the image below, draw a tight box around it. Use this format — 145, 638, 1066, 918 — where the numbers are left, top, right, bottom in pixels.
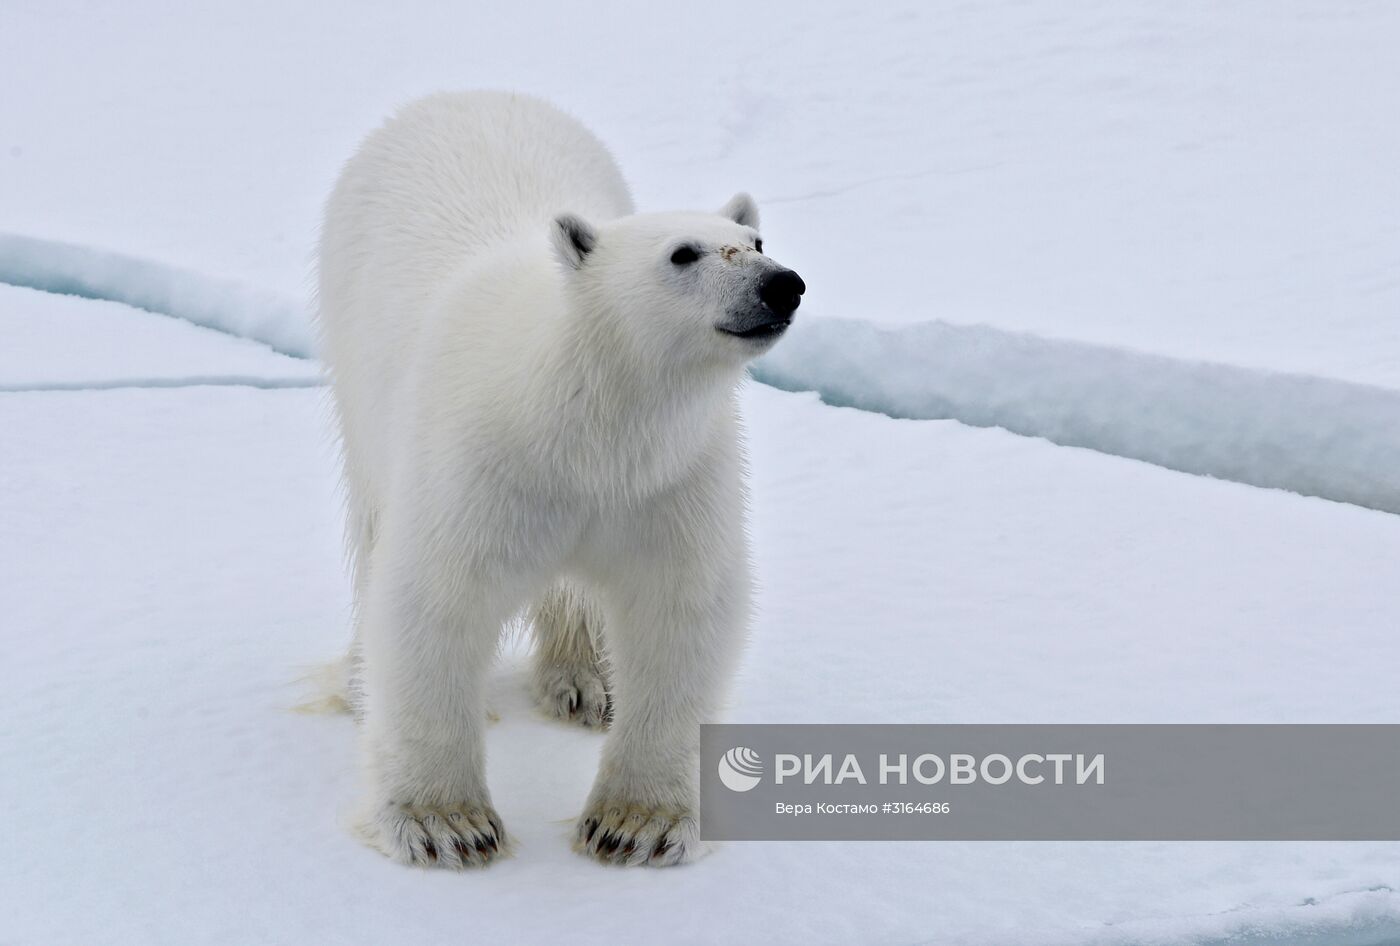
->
530, 300, 741, 497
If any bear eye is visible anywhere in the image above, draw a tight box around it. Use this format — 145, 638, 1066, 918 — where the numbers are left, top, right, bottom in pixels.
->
670, 245, 700, 265
755, 239, 764, 254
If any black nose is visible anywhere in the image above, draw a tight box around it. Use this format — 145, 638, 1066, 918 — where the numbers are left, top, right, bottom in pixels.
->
759, 269, 806, 319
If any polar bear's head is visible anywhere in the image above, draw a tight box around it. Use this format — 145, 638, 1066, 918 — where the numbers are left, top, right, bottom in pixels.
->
550, 193, 805, 368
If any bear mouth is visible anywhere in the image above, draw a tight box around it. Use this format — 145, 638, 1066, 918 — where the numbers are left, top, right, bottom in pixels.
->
718, 319, 791, 341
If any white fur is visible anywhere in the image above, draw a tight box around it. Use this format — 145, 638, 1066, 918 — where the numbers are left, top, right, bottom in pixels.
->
316, 91, 796, 868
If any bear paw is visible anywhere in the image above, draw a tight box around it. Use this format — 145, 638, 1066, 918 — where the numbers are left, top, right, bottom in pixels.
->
535, 660, 611, 729
360, 801, 508, 869
574, 802, 706, 867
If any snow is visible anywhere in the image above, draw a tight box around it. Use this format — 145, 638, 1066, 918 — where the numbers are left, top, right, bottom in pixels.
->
0, 233, 314, 358
756, 316, 1400, 513
3, 1, 1399, 385
4, 307, 1400, 944
0, 282, 317, 390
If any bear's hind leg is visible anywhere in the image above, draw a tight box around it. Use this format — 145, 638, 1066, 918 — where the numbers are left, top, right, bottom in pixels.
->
530, 582, 611, 729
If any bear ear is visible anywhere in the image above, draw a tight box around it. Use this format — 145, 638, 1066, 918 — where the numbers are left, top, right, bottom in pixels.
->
551, 213, 598, 270
718, 192, 760, 229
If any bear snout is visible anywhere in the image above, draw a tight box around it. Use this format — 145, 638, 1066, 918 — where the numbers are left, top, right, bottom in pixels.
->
759, 269, 806, 319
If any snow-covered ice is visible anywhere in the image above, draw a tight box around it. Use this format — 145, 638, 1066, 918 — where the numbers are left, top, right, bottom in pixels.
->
3, 313, 1400, 943
0, 282, 316, 390
0, 233, 315, 358
756, 316, 1400, 513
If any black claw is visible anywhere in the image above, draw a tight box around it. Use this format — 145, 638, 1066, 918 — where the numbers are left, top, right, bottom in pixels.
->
421, 837, 438, 862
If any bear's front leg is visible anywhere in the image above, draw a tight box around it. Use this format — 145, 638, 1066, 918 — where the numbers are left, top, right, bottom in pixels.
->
353, 518, 526, 869
576, 465, 751, 866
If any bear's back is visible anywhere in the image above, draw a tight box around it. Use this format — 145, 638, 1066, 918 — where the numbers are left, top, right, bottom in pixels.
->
317, 91, 634, 504
321, 91, 633, 322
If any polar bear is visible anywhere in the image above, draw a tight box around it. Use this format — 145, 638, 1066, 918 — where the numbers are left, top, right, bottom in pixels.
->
316, 91, 804, 868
